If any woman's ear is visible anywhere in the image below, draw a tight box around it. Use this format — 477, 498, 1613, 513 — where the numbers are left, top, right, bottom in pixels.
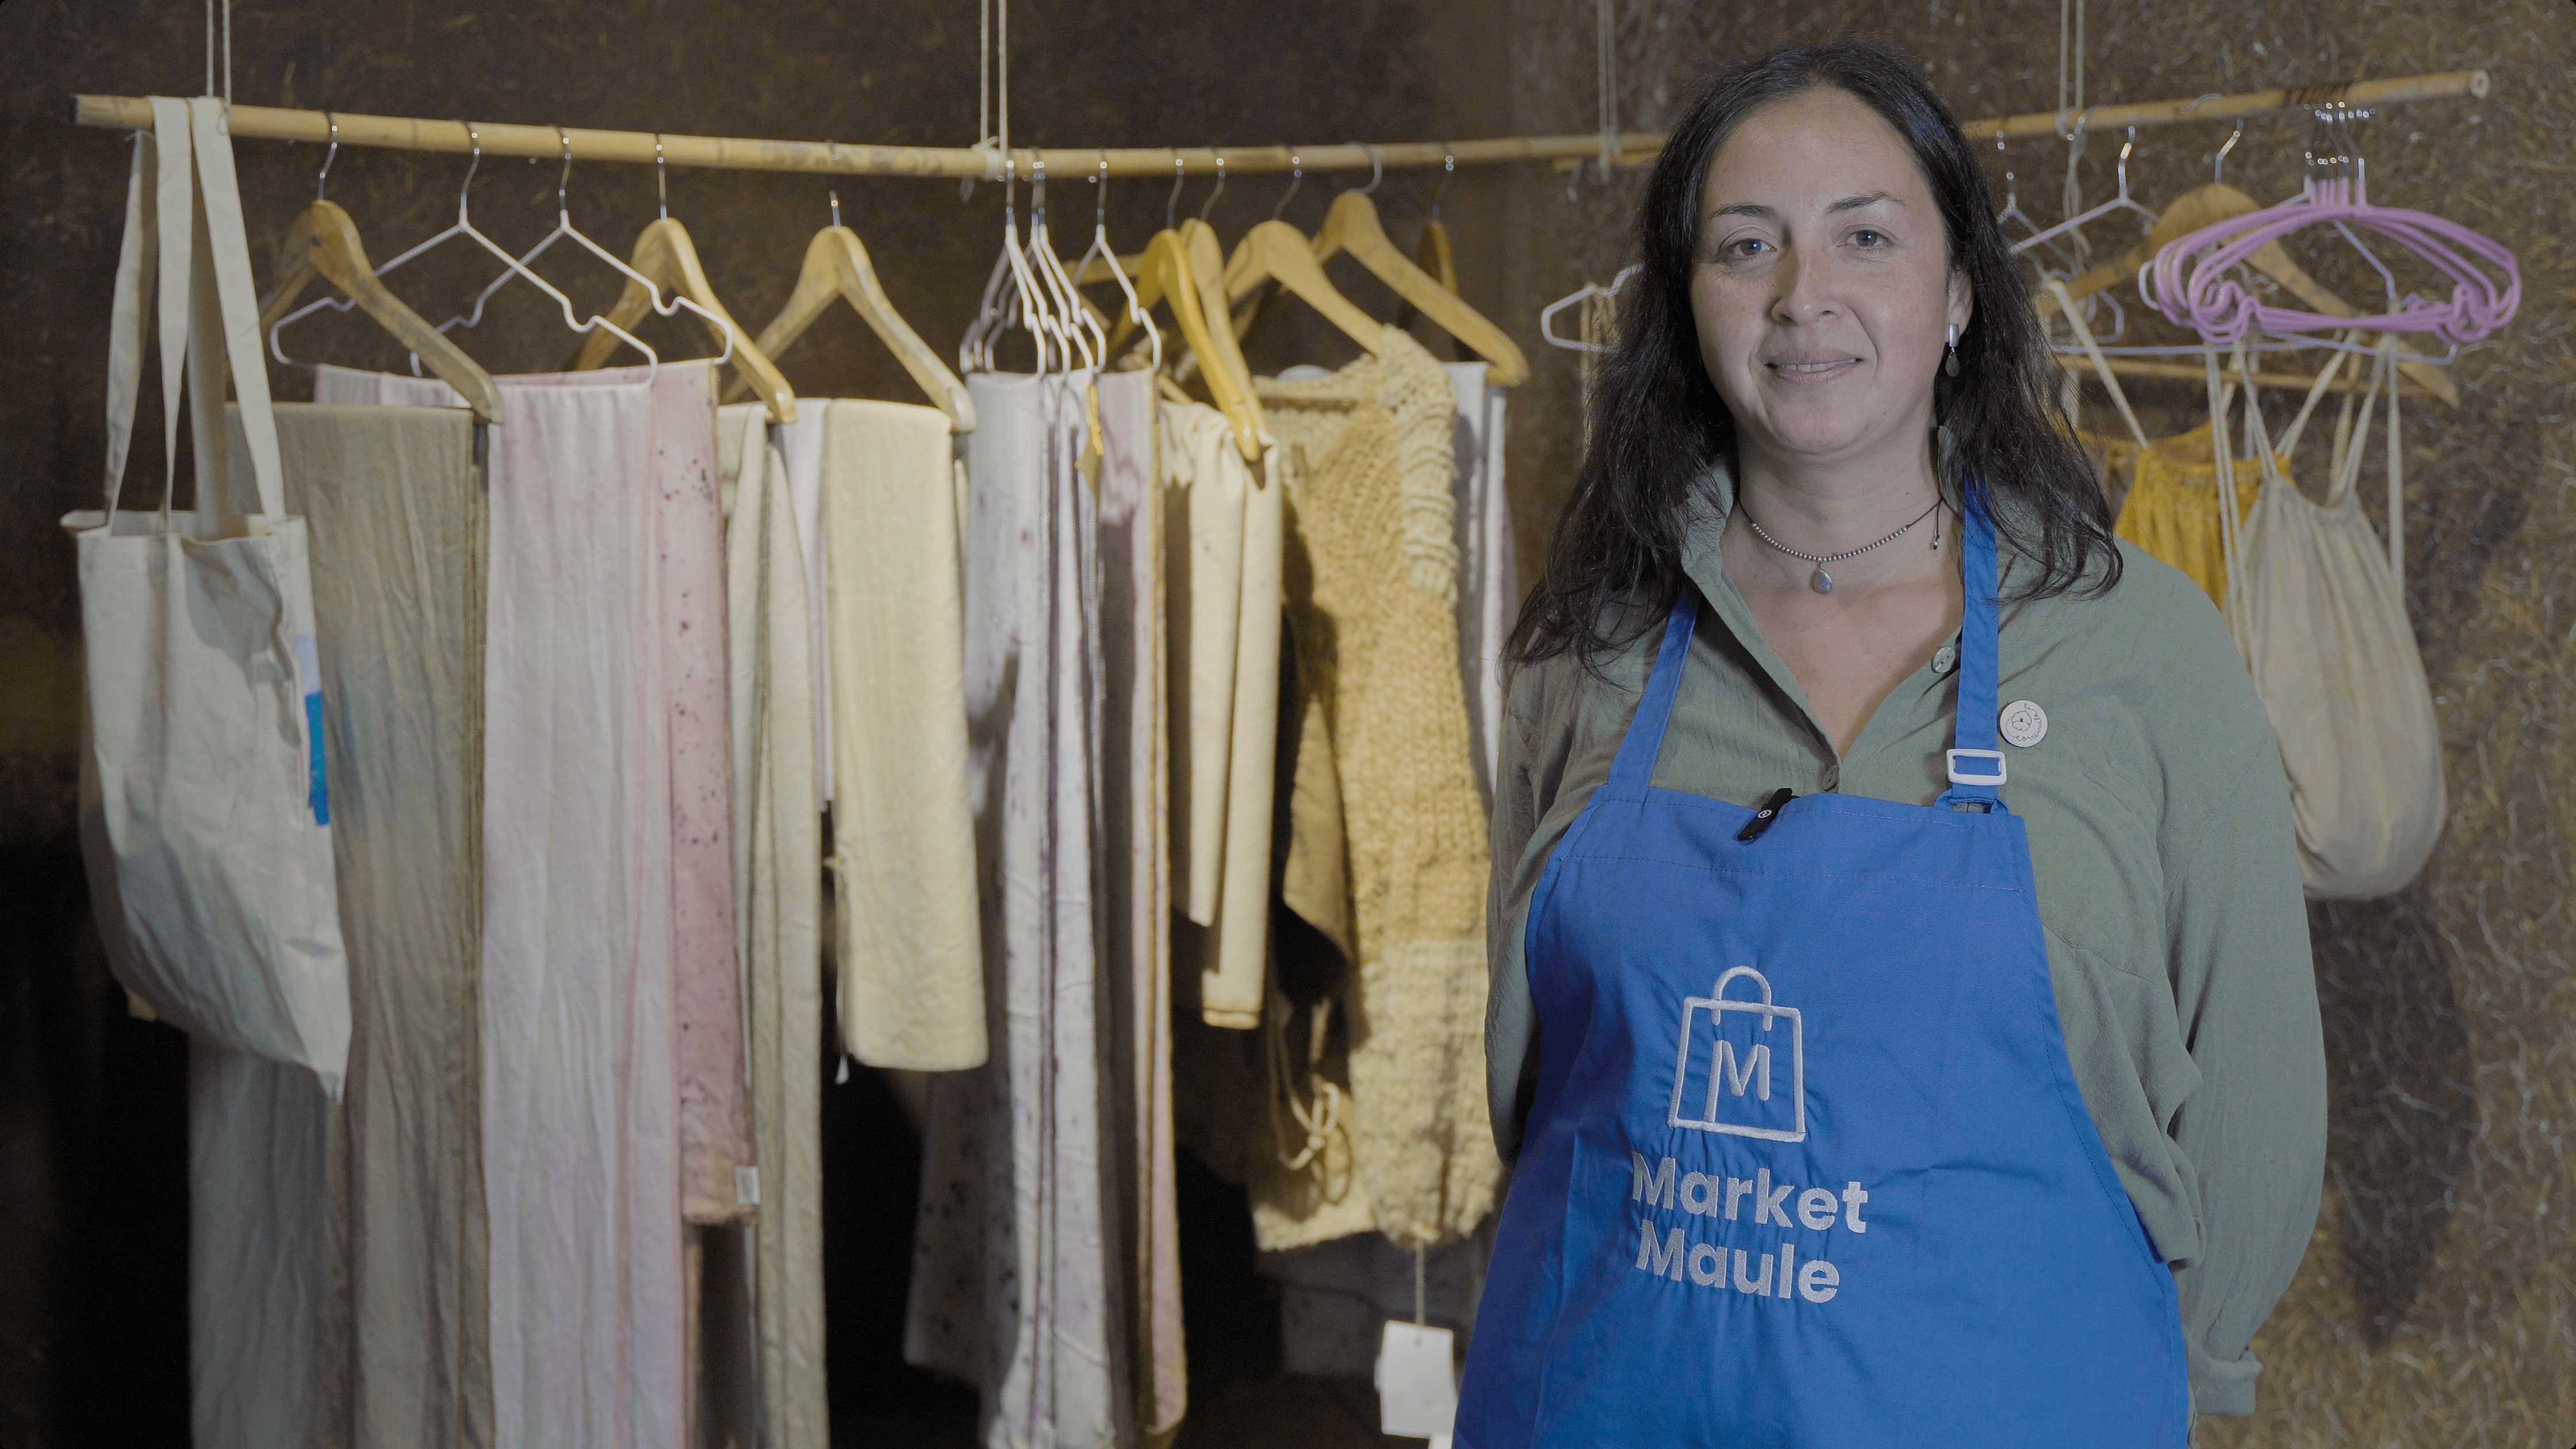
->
1946, 267, 1975, 336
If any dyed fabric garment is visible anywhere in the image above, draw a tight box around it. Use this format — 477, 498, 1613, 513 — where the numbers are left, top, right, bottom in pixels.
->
198, 404, 491, 1449
774, 407, 834, 806
907, 370, 1125, 1449
1254, 330, 1498, 1254
715, 405, 827, 1449
2114, 421, 2276, 609
320, 362, 691, 1449
1161, 401, 1246, 930
1095, 370, 1186, 1443
1442, 361, 1516, 806
1159, 401, 1280, 1029
819, 398, 983, 1071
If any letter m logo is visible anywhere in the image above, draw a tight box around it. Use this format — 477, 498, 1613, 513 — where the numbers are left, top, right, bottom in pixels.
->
1669, 967, 1806, 1143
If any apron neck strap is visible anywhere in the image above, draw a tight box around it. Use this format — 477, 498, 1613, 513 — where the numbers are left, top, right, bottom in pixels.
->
1937, 481, 2006, 811
1604, 590, 1700, 793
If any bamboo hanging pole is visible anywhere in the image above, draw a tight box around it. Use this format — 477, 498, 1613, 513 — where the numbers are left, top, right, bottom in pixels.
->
68, 69, 2486, 180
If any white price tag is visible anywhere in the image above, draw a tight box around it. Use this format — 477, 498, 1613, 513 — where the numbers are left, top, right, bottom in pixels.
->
1374, 1320, 1458, 1442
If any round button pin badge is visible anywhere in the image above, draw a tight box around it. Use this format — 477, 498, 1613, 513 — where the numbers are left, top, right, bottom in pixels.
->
1999, 699, 2048, 748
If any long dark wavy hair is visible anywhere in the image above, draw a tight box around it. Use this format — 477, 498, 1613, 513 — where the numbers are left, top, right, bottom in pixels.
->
1509, 36, 2121, 669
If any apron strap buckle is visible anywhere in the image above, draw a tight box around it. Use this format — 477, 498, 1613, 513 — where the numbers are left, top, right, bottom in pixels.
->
1945, 748, 2007, 787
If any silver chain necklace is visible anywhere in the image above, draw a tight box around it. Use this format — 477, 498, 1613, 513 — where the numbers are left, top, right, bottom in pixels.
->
1740, 496, 1945, 595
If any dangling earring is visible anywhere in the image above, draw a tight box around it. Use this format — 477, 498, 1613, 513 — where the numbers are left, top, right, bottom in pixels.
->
1943, 323, 1962, 378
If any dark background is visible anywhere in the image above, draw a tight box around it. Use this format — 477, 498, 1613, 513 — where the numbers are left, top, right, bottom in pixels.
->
5, 1, 2571, 1444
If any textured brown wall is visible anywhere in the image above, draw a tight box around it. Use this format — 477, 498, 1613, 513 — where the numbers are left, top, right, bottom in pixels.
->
1494, 2, 2576, 1441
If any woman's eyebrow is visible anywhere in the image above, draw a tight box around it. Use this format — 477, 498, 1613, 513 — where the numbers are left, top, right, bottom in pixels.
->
1703, 191, 1901, 225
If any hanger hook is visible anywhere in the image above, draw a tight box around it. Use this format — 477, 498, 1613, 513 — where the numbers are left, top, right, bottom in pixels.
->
1272, 150, 1301, 221
554, 125, 573, 217
1431, 145, 1454, 221
316, 111, 339, 201
1033, 149, 1049, 227
2116, 125, 2134, 198
654, 134, 668, 220
458, 121, 482, 212
2215, 117, 2242, 186
826, 141, 842, 227
1094, 158, 1109, 231
1197, 150, 1226, 224
1347, 141, 1382, 197
1167, 154, 1184, 233
2056, 103, 2096, 144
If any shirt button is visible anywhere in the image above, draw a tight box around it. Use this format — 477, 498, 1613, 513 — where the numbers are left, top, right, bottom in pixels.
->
1820, 765, 1842, 792
1931, 645, 1957, 676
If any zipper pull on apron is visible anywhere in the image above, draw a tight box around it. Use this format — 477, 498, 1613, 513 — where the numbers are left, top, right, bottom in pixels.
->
1737, 787, 1796, 842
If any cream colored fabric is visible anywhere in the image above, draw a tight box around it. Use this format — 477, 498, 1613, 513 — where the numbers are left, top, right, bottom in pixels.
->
715, 405, 828, 1449
2222, 344, 2445, 900
822, 400, 985, 1070
1251, 329, 1500, 1252
250, 404, 493, 1449
1162, 401, 1281, 1028
1162, 404, 1247, 929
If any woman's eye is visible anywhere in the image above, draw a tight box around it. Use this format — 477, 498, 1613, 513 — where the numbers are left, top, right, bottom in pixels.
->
1851, 229, 1887, 247
1727, 237, 1768, 258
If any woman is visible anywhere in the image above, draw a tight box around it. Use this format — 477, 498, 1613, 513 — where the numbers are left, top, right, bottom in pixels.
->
1456, 39, 2324, 1447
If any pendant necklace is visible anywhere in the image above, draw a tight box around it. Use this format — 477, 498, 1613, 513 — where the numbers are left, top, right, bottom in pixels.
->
1741, 496, 1946, 595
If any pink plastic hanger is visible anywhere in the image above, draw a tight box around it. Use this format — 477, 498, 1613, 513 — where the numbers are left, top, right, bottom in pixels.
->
2142, 103, 2518, 350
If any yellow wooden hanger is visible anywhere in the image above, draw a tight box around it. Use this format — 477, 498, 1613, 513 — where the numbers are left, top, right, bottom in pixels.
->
734, 189, 976, 433
1309, 189, 1528, 385
1220, 218, 1386, 355
259, 198, 504, 423
2036, 182, 2455, 407
570, 139, 798, 421
1107, 220, 1265, 459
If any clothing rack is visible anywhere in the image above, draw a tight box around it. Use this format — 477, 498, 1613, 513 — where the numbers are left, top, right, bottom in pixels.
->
68, 70, 2486, 180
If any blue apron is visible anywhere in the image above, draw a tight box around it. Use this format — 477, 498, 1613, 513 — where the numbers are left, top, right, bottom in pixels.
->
1456, 498, 2188, 1447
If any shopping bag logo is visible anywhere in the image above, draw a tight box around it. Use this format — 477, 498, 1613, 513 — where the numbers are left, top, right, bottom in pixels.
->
1667, 967, 1805, 1142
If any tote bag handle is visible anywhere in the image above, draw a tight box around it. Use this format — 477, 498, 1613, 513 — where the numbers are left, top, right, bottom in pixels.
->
103, 98, 289, 526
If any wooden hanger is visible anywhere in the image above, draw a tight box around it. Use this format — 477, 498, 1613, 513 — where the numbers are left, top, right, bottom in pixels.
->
1219, 218, 1387, 355
1106, 221, 1265, 460
735, 224, 975, 433
2036, 182, 2455, 407
572, 216, 799, 422
1308, 190, 1527, 384
258, 201, 504, 423
1391, 217, 1458, 332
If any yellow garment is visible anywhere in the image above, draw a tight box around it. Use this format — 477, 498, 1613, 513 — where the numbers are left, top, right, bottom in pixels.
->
1251, 329, 1499, 1252
2113, 421, 2280, 609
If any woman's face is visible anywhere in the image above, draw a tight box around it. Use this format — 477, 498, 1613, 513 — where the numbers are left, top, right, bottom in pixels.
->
1690, 86, 1972, 470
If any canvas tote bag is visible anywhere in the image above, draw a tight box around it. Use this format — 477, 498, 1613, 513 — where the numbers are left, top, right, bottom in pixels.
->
2214, 337, 2446, 899
66, 97, 351, 1095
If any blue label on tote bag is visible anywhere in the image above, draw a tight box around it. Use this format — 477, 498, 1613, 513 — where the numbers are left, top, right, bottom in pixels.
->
294, 633, 329, 827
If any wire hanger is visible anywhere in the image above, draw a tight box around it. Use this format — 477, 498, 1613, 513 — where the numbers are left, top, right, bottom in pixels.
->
737, 140, 977, 432
1028, 151, 1104, 370
1072, 159, 1159, 373
2013, 121, 2156, 256
259, 112, 504, 421
328, 121, 659, 380
568, 133, 796, 418
1539, 264, 1639, 352
444, 127, 735, 370
2144, 101, 2518, 356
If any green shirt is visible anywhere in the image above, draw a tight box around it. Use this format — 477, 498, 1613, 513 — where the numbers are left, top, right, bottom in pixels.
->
1485, 464, 2325, 1416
